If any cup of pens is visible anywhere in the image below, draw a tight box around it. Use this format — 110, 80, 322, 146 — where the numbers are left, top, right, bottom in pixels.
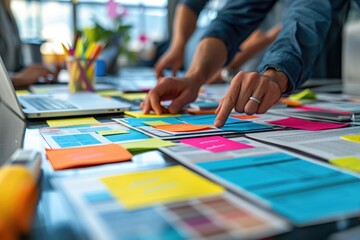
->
62, 40, 103, 93
66, 57, 96, 92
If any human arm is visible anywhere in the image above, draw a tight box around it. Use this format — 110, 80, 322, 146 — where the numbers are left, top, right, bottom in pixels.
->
144, 37, 227, 114
214, 0, 332, 127
206, 24, 282, 84
154, 0, 208, 78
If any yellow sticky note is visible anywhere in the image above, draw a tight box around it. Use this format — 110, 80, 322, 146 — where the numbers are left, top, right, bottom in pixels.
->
120, 138, 175, 151
120, 93, 148, 101
330, 156, 360, 172
142, 120, 170, 126
101, 165, 224, 209
15, 90, 30, 96
289, 89, 317, 100
341, 134, 360, 144
98, 90, 123, 97
46, 117, 100, 127
97, 129, 128, 136
125, 111, 181, 118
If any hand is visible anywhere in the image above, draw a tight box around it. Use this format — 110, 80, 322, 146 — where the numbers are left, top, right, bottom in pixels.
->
214, 69, 288, 127
154, 47, 184, 79
142, 76, 200, 115
12, 64, 60, 87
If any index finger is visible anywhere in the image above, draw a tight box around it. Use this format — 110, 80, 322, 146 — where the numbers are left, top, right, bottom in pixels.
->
214, 77, 242, 127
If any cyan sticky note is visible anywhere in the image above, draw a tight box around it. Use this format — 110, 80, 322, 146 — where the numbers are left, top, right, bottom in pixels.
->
197, 153, 295, 171
104, 129, 150, 142
220, 122, 272, 132
51, 133, 101, 148
269, 180, 360, 224
125, 117, 183, 127
177, 114, 245, 125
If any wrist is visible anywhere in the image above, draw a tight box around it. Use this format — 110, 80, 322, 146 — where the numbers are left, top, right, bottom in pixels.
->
263, 68, 289, 93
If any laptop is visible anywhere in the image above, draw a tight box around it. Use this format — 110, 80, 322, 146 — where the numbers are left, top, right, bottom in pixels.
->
0, 57, 131, 119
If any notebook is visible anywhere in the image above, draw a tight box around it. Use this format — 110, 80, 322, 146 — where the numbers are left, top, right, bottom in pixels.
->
0, 57, 131, 119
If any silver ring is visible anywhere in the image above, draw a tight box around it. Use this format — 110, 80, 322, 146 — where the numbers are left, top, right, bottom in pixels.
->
249, 96, 261, 104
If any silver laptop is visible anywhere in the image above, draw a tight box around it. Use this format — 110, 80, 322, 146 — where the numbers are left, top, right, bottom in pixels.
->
0, 57, 131, 119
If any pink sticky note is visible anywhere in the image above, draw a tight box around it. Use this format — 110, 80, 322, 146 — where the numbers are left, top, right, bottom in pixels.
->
296, 106, 351, 114
180, 136, 253, 153
267, 117, 349, 131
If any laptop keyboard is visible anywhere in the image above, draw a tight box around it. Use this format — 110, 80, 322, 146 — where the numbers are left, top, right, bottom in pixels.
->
26, 97, 78, 111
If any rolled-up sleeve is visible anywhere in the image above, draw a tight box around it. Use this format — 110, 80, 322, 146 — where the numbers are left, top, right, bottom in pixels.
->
257, 0, 332, 92
180, 0, 209, 16
201, 0, 277, 64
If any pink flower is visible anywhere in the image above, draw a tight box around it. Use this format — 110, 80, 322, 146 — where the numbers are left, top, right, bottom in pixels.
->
139, 34, 148, 43
107, 0, 119, 20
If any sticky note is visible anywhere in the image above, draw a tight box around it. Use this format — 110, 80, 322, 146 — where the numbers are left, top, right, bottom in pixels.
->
125, 117, 184, 127
330, 156, 360, 172
15, 90, 30, 96
98, 90, 123, 97
220, 122, 272, 132
46, 143, 132, 170
142, 120, 170, 126
267, 117, 349, 131
46, 117, 100, 127
97, 129, 128, 136
125, 111, 181, 118
180, 136, 253, 153
51, 133, 101, 148
120, 138, 175, 153
341, 134, 360, 144
154, 123, 212, 132
104, 129, 150, 142
289, 89, 316, 100
178, 114, 243, 125
232, 115, 260, 120
119, 93, 148, 101
101, 166, 224, 209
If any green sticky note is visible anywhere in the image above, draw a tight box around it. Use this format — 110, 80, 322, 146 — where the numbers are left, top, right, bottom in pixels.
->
289, 89, 317, 100
97, 129, 128, 136
120, 138, 175, 151
142, 120, 170, 126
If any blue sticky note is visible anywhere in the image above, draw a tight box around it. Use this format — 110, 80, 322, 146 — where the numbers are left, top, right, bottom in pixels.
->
104, 129, 150, 142
51, 133, 101, 148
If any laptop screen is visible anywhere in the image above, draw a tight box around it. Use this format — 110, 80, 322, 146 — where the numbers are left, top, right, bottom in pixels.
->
0, 99, 25, 166
0, 57, 25, 119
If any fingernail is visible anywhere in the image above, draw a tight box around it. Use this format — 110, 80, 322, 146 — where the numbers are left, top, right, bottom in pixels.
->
214, 120, 222, 128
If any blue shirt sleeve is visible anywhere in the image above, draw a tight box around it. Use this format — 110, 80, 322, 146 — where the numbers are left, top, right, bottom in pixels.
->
180, 0, 209, 16
201, 0, 277, 65
257, 0, 332, 93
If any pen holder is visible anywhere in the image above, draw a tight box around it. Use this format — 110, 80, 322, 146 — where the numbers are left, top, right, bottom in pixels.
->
66, 57, 96, 92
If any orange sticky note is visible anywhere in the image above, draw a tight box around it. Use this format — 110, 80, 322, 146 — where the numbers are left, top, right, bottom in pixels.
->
153, 123, 212, 132
232, 115, 260, 120
46, 144, 132, 170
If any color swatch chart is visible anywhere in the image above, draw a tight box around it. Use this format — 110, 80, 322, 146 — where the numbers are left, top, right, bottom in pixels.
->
55, 169, 288, 240
161, 137, 360, 225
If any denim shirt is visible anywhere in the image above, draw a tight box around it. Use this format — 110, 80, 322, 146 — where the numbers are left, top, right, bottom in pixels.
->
182, 0, 360, 93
